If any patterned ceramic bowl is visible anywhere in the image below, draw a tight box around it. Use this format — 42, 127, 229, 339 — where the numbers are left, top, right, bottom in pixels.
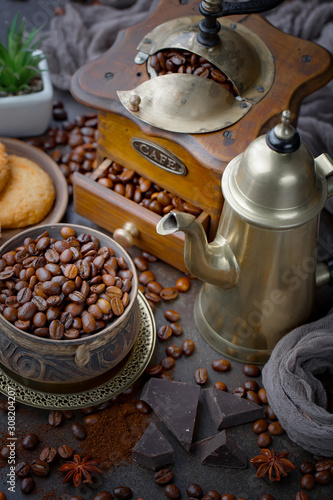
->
0, 224, 140, 391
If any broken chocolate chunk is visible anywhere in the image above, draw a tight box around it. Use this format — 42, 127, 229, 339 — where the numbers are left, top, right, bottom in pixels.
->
132, 421, 174, 471
140, 378, 200, 451
193, 430, 247, 468
202, 388, 264, 430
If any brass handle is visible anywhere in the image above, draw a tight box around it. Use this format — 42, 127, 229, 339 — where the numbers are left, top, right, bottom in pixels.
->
113, 222, 140, 249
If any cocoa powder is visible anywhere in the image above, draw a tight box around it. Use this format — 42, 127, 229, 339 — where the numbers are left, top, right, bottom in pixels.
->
81, 398, 149, 468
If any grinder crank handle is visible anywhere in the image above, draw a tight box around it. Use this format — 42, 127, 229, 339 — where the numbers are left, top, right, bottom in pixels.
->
198, 0, 285, 46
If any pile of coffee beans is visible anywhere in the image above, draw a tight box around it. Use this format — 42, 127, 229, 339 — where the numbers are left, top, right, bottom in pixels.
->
298, 457, 333, 492
0, 227, 133, 339
150, 49, 238, 96
96, 161, 202, 217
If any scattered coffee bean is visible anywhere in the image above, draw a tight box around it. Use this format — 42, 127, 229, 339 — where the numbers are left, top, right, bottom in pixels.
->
71, 422, 87, 441
154, 469, 173, 485
295, 492, 309, 500
135, 400, 151, 415
164, 310, 180, 322
0, 492, 6, 500
314, 470, 331, 484
113, 486, 133, 499
40, 447, 57, 463
257, 432, 272, 448
260, 495, 275, 500
214, 382, 228, 392
170, 323, 183, 336
0, 447, 9, 459
30, 459, 49, 477
252, 419, 268, 434
300, 474, 316, 490
138, 271, 156, 285
186, 483, 203, 498
49, 409, 62, 426
194, 367, 208, 385
166, 345, 182, 359
221, 495, 236, 500
242, 364, 261, 377
315, 458, 333, 471
164, 484, 181, 499
84, 414, 101, 426
265, 406, 277, 420
299, 462, 315, 475
232, 386, 246, 398
246, 390, 261, 405
161, 356, 175, 370
15, 461, 31, 477
58, 444, 73, 459
243, 380, 260, 392
20, 477, 35, 494
181, 339, 195, 356
203, 491, 220, 500
22, 433, 39, 450
258, 387, 268, 404
267, 421, 285, 436
145, 364, 163, 376
176, 276, 191, 292
158, 325, 173, 341
93, 492, 114, 500
133, 256, 149, 272
160, 287, 178, 301
212, 359, 231, 372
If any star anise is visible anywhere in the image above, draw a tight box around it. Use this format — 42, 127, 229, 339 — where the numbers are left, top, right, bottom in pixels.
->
59, 454, 101, 487
250, 448, 295, 482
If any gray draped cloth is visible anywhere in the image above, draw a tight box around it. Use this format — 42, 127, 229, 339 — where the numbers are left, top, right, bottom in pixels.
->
262, 313, 333, 457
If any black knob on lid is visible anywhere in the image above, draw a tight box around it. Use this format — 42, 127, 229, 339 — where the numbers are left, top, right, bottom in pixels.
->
266, 110, 301, 154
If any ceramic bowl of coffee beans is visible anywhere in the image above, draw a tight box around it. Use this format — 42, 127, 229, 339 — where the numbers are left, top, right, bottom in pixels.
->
0, 224, 140, 390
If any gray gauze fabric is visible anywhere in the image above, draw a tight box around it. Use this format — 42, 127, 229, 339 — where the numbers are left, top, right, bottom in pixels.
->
262, 313, 333, 457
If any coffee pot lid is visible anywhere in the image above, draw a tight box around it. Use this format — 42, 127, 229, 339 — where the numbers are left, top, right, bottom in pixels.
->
222, 111, 327, 228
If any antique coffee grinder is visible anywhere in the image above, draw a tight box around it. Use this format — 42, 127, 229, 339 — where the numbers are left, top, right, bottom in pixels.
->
71, 0, 333, 271
157, 110, 333, 363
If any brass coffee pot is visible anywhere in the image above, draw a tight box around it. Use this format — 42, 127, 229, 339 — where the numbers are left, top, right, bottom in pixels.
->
157, 111, 333, 363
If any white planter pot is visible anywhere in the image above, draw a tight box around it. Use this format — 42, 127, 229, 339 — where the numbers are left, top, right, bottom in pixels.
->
0, 51, 53, 137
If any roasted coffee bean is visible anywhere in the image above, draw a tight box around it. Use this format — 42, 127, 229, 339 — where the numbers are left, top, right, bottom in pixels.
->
259, 495, 275, 500
158, 324, 173, 341
135, 400, 151, 415
71, 422, 87, 441
58, 444, 73, 459
203, 492, 220, 500
154, 468, 173, 485
31, 459, 49, 477
243, 380, 260, 392
20, 477, 35, 494
133, 256, 149, 271
49, 410, 63, 427
212, 359, 231, 372
15, 461, 31, 477
160, 287, 178, 301
299, 462, 315, 475
242, 364, 261, 377
246, 390, 261, 405
194, 367, 208, 385
315, 458, 333, 471
300, 474, 316, 490
258, 387, 268, 404
314, 470, 332, 484
0, 447, 10, 459
40, 447, 57, 463
170, 323, 183, 336
93, 493, 114, 500
267, 421, 285, 435
164, 484, 181, 499
214, 381, 228, 392
186, 483, 203, 498
165, 345, 182, 359
164, 309, 180, 322
182, 339, 195, 356
84, 414, 101, 426
112, 486, 133, 499
257, 432, 272, 448
22, 433, 39, 450
161, 356, 175, 370
176, 276, 191, 292
252, 418, 268, 434
232, 386, 246, 398
265, 406, 277, 420
138, 270, 156, 285
295, 492, 309, 500
145, 364, 163, 376
221, 495, 236, 500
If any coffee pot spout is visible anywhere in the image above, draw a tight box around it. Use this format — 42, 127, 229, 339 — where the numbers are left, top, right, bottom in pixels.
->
156, 211, 239, 288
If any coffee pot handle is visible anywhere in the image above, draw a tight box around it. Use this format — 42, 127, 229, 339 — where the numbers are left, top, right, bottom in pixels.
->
316, 260, 333, 287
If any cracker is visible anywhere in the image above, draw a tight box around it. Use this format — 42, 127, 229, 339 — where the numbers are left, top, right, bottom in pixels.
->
0, 143, 10, 194
0, 154, 55, 229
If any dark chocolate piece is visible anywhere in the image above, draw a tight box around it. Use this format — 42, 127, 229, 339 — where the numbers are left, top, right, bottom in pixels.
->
203, 388, 264, 430
140, 378, 200, 451
132, 421, 174, 471
193, 430, 247, 468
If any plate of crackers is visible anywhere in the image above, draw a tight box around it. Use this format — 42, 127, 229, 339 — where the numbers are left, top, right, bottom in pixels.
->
0, 137, 68, 244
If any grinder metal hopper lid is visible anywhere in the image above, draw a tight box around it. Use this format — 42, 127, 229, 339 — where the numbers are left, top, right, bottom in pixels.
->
117, 16, 275, 134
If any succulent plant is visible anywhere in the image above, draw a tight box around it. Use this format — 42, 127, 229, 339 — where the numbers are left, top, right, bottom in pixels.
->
0, 14, 46, 94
